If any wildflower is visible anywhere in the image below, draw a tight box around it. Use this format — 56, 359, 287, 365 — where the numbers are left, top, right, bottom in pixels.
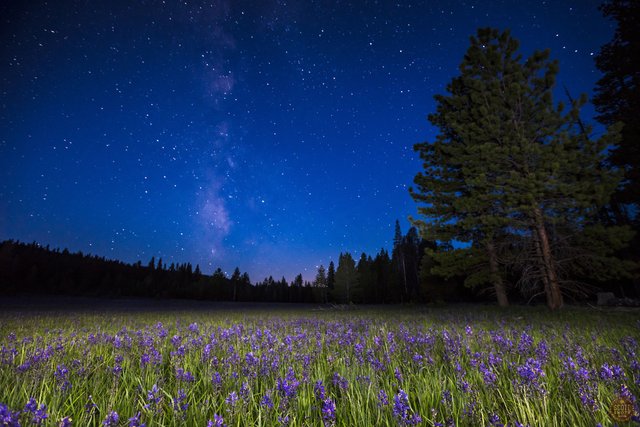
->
277, 414, 290, 426
260, 392, 274, 410
479, 363, 497, 387
24, 398, 48, 425
321, 397, 337, 426
55, 364, 71, 392
441, 390, 452, 407
277, 368, 300, 400
515, 358, 546, 395
85, 395, 98, 414
207, 414, 225, 427
600, 363, 625, 381
0, 403, 20, 427
332, 372, 348, 391
393, 389, 422, 426
173, 389, 188, 414
59, 416, 73, 426
211, 372, 222, 389
488, 413, 503, 426
225, 391, 239, 408
145, 384, 162, 413
128, 412, 145, 427
394, 367, 403, 383
140, 353, 150, 367
314, 380, 327, 400
102, 411, 119, 427
176, 367, 195, 383
377, 389, 389, 407
517, 331, 534, 354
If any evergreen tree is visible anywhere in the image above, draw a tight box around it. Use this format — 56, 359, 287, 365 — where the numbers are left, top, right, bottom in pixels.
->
327, 261, 336, 291
314, 264, 328, 303
231, 267, 242, 301
372, 249, 392, 303
314, 265, 327, 287
333, 253, 358, 304
356, 253, 372, 303
392, 220, 408, 301
593, 0, 640, 220
411, 28, 630, 310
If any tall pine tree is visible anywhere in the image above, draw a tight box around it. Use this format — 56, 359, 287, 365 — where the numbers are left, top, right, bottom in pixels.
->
593, 0, 640, 220
411, 28, 630, 310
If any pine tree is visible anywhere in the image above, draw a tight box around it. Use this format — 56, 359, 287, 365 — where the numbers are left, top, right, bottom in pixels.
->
314, 264, 327, 303
327, 261, 336, 291
356, 253, 372, 303
593, 0, 640, 219
314, 265, 327, 287
231, 267, 242, 301
333, 253, 358, 304
411, 28, 630, 310
392, 220, 408, 301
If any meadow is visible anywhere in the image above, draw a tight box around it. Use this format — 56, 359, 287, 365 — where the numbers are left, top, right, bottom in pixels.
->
0, 299, 638, 426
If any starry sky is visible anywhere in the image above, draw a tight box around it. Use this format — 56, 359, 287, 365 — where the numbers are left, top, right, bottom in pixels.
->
0, 0, 614, 282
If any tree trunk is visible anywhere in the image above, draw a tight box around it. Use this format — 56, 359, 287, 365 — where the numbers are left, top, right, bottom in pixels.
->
486, 241, 509, 307
533, 207, 563, 310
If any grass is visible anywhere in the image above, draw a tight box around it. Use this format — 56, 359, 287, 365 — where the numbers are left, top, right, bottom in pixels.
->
0, 300, 638, 426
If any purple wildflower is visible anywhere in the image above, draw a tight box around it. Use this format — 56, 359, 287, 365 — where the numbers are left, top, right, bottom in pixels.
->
145, 384, 162, 413
128, 412, 145, 427
392, 389, 422, 426
24, 398, 48, 425
321, 398, 337, 426
85, 395, 97, 414
277, 368, 300, 400
377, 389, 389, 407
314, 380, 327, 400
102, 411, 119, 427
394, 367, 403, 383
260, 392, 274, 410
515, 358, 546, 395
59, 416, 73, 426
207, 414, 225, 427
225, 391, 239, 408
173, 389, 188, 414
55, 364, 71, 392
479, 363, 497, 387
488, 413, 503, 426
332, 372, 349, 391
0, 403, 20, 427
441, 390, 452, 407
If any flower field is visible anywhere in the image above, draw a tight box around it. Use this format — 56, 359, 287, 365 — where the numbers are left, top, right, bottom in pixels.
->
0, 303, 638, 426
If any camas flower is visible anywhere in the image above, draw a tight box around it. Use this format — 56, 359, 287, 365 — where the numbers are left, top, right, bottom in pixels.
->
393, 389, 422, 426
321, 398, 337, 426
0, 403, 20, 427
59, 416, 73, 427
207, 414, 225, 427
102, 411, 119, 427
128, 412, 145, 427
24, 398, 48, 425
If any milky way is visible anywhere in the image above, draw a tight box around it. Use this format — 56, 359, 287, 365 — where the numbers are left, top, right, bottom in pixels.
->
0, 0, 613, 281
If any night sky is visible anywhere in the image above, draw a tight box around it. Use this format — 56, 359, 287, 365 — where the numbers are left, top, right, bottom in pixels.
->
1, 0, 614, 282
